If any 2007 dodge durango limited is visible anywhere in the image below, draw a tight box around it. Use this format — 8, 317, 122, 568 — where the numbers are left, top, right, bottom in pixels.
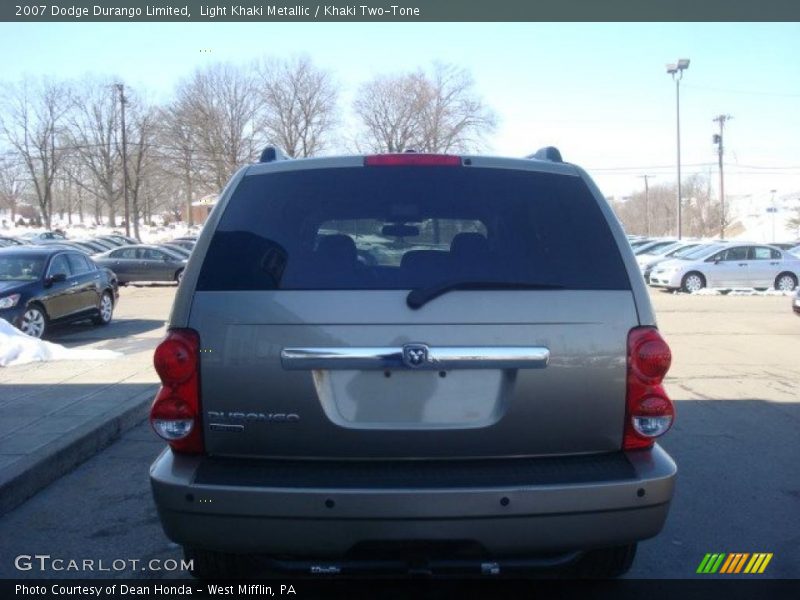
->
149, 147, 677, 579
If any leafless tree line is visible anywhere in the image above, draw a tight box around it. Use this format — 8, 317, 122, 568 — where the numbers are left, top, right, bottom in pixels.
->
610, 174, 729, 238
0, 57, 496, 234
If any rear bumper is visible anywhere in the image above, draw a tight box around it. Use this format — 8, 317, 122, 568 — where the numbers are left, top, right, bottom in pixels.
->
150, 445, 676, 557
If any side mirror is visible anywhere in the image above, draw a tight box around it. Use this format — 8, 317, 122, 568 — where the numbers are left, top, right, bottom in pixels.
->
45, 272, 67, 286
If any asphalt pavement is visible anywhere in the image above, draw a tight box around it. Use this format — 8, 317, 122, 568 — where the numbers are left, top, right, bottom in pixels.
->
0, 285, 174, 515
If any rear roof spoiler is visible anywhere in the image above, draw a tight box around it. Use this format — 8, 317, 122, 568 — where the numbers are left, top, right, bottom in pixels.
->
526, 146, 563, 163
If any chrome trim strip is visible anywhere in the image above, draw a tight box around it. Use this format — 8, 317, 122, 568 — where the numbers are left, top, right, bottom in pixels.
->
280, 346, 550, 370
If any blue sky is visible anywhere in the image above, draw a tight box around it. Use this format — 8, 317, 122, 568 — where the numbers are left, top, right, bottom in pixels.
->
2, 21, 799, 199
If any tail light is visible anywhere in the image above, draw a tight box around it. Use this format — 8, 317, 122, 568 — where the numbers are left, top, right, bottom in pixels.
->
364, 154, 462, 167
624, 327, 675, 450
150, 328, 203, 454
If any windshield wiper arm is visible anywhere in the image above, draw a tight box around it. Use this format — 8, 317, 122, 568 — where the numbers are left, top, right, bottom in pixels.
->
407, 280, 565, 309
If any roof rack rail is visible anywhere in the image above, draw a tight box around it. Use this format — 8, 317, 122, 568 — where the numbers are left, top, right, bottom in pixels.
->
526, 146, 563, 163
259, 146, 289, 163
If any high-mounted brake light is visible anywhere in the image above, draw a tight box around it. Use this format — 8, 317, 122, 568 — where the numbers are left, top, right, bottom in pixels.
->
364, 154, 462, 167
150, 329, 203, 454
624, 327, 675, 450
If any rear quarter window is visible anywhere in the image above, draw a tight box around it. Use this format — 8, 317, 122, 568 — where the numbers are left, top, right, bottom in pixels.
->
197, 166, 630, 291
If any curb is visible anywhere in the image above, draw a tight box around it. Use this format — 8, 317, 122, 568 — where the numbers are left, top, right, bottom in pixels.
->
0, 386, 156, 517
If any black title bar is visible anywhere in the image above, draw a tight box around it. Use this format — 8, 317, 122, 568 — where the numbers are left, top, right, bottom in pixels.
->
4, 0, 800, 22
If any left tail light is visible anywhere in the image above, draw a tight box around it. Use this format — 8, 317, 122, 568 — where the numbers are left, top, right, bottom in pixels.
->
150, 328, 204, 454
624, 326, 675, 450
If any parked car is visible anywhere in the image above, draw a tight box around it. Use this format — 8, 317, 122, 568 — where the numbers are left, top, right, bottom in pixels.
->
788, 244, 800, 258
0, 236, 25, 247
104, 233, 140, 246
19, 230, 67, 242
93, 245, 187, 284
637, 242, 703, 283
93, 235, 128, 247
167, 239, 196, 252
649, 243, 800, 292
633, 239, 677, 256
0, 245, 118, 338
793, 286, 800, 315
42, 240, 105, 256
157, 243, 191, 259
149, 147, 677, 579
86, 237, 118, 251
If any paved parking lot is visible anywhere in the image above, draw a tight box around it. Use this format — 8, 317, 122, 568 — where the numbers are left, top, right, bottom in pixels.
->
0, 286, 797, 578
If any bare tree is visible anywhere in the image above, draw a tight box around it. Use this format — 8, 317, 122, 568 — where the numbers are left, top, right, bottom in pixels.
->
0, 156, 27, 224
0, 79, 71, 229
155, 103, 198, 225
611, 174, 721, 238
353, 73, 425, 153
415, 63, 497, 153
353, 64, 496, 154
173, 63, 262, 191
118, 90, 156, 239
255, 56, 338, 157
66, 78, 123, 226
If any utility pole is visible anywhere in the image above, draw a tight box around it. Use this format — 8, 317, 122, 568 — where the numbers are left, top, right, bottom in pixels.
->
115, 83, 132, 238
712, 115, 732, 240
638, 175, 656, 236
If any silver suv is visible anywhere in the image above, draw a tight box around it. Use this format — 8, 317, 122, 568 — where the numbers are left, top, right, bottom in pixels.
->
149, 148, 677, 579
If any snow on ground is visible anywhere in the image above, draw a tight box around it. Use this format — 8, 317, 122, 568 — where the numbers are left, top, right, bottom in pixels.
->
672, 288, 795, 297
0, 320, 122, 367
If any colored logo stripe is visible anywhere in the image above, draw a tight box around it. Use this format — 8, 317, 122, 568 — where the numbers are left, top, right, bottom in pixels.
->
744, 553, 773, 574
697, 553, 726, 573
697, 553, 772, 574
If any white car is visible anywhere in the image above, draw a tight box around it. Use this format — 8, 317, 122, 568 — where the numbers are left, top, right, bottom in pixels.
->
649, 243, 800, 292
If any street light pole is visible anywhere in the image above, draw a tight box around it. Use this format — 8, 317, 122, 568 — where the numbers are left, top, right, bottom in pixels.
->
638, 174, 655, 236
769, 189, 777, 243
667, 59, 690, 240
713, 115, 732, 240
115, 83, 131, 238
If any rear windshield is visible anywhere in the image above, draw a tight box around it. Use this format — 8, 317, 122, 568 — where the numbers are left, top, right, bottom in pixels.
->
196, 167, 630, 291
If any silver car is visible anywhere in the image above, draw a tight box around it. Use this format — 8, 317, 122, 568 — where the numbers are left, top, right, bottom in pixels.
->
649, 243, 800, 292
149, 148, 677, 579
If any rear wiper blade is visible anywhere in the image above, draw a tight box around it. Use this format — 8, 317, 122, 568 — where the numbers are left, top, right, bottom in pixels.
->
407, 279, 565, 309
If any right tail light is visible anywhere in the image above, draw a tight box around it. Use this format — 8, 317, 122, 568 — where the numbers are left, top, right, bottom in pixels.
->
624, 326, 675, 450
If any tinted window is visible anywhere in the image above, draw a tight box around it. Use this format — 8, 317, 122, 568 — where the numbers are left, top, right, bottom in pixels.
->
723, 247, 748, 261
197, 167, 630, 291
141, 248, 167, 260
48, 254, 72, 277
0, 256, 46, 280
111, 248, 138, 259
66, 253, 92, 274
749, 247, 773, 260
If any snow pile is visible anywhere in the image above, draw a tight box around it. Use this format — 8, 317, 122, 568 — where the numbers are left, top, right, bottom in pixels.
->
0, 319, 122, 367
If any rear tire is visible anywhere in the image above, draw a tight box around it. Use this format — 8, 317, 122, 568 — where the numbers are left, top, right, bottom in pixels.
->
91, 291, 114, 326
681, 272, 706, 293
576, 543, 637, 578
774, 272, 797, 291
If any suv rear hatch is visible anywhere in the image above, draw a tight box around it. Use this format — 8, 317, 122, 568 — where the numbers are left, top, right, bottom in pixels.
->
189, 158, 637, 459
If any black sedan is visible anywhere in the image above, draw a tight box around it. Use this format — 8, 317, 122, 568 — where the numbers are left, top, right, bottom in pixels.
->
0, 246, 119, 339
92, 245, 187, 285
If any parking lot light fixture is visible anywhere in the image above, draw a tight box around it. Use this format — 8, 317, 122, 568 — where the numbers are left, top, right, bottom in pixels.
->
667, 58, 690, 239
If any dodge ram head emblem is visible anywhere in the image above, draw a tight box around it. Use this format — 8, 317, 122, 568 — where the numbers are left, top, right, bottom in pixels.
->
402, 343, 429, 368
